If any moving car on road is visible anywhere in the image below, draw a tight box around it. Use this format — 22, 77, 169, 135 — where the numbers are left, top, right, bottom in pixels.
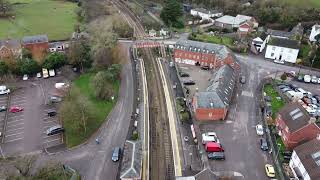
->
43, 68, 49, 78
0, 86, 10, 95
46, 125, 64, 136
9, 106, 23, 113
256, 124, 264, 136
112, 147, 121, 162
208, 152, 225, 160
265, 164, 276, 178
22, 74, 28, 81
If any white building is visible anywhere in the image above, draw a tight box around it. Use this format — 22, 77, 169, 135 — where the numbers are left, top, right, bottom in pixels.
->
148, 29, 157, 37
252, 32, 269, 53
265, 37, 300, 64
190, 8, 222, 21
309, 24, 320, 42
289, 138, 320, 180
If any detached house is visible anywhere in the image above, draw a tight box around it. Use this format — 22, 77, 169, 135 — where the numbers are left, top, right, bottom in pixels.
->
309, 24, 320, 42
251, 32, 269, 54
289, 138, 320, 180
214, 14, 258, 30
0, 39, 21, 60
22, 34, 49, 62
265, 37, 300, 64
190, 8, 222, 21
276, 103, 320, 150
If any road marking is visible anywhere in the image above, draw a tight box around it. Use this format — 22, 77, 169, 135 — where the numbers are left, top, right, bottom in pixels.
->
8, 114, 24, 119
5, 137, 23, 143
43, 138, 61, 144
6, 122, 24, 128
5, 132, 23, 137
6, 127, 24, 132
241, 91, 254, 97
226, 120, 233, 124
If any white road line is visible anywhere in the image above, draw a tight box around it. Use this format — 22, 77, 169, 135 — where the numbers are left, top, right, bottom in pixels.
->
6, 132, 23, 137
5, 137, 23, 143
6, 122, 24, 128
6, 127, 24, 132
7, 119, 24, 124
43, 138, 61, 144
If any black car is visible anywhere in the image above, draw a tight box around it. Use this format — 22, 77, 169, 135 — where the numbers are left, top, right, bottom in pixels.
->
179, 72, 190, 77
0, 106, 7, 112
201, 66, 210, 70
112, 147, 121, 162
288, 83, 298, 90
47, 110, 57, 117
282, 151, 293, 156
183, 80, 195, 85
260, 138, 268, 151
208, 152, 225, 160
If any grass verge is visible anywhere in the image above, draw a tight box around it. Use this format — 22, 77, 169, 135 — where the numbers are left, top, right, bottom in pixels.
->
264, 84, 285, 119
0, 0, 77, 40
190, 33, 234, 47
63, 73, 120, 147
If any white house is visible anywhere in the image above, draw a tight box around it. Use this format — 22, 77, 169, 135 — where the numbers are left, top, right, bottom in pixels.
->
265, 37, 300, 64
190, 8, 222, 21
309, 24, 320, 42
289, 138, 320, 180
159, 28, 169, 36
148, 29, 157, 37
252, 32, 269, 53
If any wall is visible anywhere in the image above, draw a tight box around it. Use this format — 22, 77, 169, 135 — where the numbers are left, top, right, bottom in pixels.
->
23, 42, 49, 63
289, 151, 311, 180
265, 45, 299, 64
194, 107, 226, 121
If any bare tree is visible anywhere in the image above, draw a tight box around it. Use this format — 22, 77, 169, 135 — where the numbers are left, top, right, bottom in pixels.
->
0, 0, 12, 17
13, 156, 36, 177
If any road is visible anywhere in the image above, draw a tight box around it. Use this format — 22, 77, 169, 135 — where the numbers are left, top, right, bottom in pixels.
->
34, 44, 134, 180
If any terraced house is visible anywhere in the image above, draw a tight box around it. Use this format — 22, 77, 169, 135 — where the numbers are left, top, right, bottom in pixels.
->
174, 40, 240, 70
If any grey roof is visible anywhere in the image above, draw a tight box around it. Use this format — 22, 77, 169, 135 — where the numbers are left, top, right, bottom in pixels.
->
214, 15, 237, 25
260, 32, 268, 41
22, 35, 48, 44
194, 168, 218, 180
175, 40, 230, 60
0, 39, 20, 50
268, 37, 300, 49
294, 138, 320, 179
267, 29, 292, 38
192, 8, 221, 15
120, 140, 142, 179
278, 102, 311, 132
196, 65, 236, 108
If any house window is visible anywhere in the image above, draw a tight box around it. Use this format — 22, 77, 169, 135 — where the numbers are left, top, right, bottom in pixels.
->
272, 47, 276, 50
271, 53, 274, 57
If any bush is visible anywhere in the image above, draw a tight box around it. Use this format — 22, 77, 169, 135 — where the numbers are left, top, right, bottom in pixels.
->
43, 52, 66, 69
0, 61, 8, 76
132, 130, 139, 140
280, 73, 287, 81
17, 58, 40, 75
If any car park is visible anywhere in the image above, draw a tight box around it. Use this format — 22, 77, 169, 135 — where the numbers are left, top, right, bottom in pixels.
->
256, 124, 264, 136
202, 132, 220, 144
265, 164, 276, 178
0, 86, 10, 95
112, 147, 121, 162
183, 80, 195, 85
208, 152, 225, 160
311, 76, 318, 83
46, 125, 64, 136
23, 74, 28, 81
9, 106, 23, 113
0, 106, 6, 112
240, 76, 246, 84
260, 138, 268, 151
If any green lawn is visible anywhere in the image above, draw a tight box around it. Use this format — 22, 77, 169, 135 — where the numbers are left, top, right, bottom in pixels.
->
264, 84, 286, 119
0, 0, 77, 40
192, 34, 234, 47
299, 44, 311, 59
64, 73, 120, 147
276, 137, 286, 161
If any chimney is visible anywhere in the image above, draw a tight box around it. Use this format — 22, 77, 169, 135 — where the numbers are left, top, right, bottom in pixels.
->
317, 134, 320, 141
210, 102, 214, 108
309, 117, 316, 124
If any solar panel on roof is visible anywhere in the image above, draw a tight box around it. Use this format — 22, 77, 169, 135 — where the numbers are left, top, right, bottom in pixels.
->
289, 108, 300, 116
292, 112, 303, 120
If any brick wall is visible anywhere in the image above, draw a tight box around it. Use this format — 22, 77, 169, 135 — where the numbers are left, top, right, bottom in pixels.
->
194, 107, 226, 121
23, 42, 49, 63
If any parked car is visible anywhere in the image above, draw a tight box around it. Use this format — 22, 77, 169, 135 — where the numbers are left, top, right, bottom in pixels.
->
47, 110, 57, 117
207, 152, 225, 160
0, 86, 10, 95
46, 125, 64, 135
314, 95, 320, 103
9, 106, 23, 113
281, 88, 291, 93
311, 76, 318, 83
0, 106, 6, 112
49, 69, 55, 77
22, 74, 28, 81
260, 138, 268, 151
202, 132, 220, 144
240, 76, 246, 84
201, 66, 210, 70
304, 75, 311, 83
256, 124, 264, 136
36, 72, 42, 78
282, 151, 293, 156
179, 72, 190, 77
183, 80, 195, 85
205, 142, 224, 152
288, 83, 298, 90
42, 68, 49, 78
318, 78, 320, 84
303, 97, 312, 105
112, 147, 121, 162
297, 75, 304, 82
49, 96, 62, 103
265, 164, 275, 178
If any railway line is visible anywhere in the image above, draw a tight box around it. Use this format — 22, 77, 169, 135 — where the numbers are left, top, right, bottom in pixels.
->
111, 0, 175, 179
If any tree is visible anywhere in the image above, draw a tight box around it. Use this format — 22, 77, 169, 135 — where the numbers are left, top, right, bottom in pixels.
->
112, 14, 133, 38
160, 0, 183, 28
0, 0, 12, 17
18, 58, 40, 75
280, 73, 287, 81
22, 48, 32, 59
43, 52, 66, 69
67, 40, 92, 71
0, 61, 8, 76
91, 71, 115, 100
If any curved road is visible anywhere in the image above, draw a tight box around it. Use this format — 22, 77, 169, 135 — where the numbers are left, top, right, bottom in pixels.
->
34, 43, 134, 180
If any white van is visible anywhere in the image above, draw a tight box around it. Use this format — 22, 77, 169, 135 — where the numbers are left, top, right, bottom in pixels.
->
0, 86, 10, 95
42, 68, 49, 78
304, 75, 311, 83
285, 91, 304, 100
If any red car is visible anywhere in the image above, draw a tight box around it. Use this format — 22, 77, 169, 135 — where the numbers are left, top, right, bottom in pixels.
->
9, 106, 23, 113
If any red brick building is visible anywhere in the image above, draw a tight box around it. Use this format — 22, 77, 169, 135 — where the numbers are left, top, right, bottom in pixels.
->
192, 64, 236, 121
174, 40, 240, 70
22, 35, 49, 62
276, 102, 320, 150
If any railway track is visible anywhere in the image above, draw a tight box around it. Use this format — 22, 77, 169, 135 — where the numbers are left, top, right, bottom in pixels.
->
111, 1, 175, 179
